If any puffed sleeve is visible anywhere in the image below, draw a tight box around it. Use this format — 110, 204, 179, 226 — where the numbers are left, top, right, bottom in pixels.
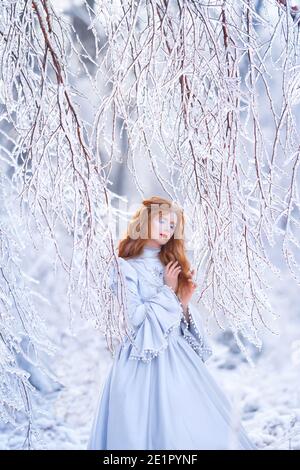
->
180, 301, 213, 363
109, 256, 184, 363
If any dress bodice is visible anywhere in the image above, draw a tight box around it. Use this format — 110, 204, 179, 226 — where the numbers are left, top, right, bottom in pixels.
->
109, 247, 213, 364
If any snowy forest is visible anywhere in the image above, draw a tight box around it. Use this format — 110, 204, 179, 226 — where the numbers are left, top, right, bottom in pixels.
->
0, 0, 300, 450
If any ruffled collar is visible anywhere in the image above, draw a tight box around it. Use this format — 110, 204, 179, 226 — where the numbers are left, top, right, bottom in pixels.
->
138, 245, 161, 259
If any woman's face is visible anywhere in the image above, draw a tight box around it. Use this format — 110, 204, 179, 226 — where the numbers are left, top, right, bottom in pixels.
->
150, 211, 178, 245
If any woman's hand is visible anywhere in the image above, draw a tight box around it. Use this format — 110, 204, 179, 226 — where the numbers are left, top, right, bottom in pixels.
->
178, 269, 197, 307
163, 261, 182, 292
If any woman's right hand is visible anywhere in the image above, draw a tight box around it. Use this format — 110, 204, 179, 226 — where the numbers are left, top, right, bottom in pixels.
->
164, 261, 182, 293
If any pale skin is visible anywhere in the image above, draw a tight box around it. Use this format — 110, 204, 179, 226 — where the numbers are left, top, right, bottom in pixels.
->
144, 209, 197, 322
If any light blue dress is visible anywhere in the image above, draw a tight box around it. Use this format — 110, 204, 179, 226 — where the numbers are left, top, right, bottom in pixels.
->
87, 246, 257, 450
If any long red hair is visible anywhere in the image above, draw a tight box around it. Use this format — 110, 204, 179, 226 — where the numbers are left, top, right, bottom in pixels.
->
118, 196, 192, 298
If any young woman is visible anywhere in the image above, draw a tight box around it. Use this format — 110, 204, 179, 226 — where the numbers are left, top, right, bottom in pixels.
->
87, 196, 257, 450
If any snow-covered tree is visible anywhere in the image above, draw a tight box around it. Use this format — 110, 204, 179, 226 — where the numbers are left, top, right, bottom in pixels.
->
0, 0, 299, 447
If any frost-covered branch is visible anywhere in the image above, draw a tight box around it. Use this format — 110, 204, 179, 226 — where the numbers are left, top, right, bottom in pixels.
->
1, 1, 300, 441
0, 0, 127, 346
83, 0, 300, 357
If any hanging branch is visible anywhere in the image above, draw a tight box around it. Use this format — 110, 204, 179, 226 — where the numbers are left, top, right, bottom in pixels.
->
0, 0, 128, 349
85, 0, 300, 357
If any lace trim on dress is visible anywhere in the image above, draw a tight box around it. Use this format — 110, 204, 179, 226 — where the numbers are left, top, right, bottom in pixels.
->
127, 319, 182, 363
126, 283, 213, 364
180, 309, 213, 363
126, 284, 183, 363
